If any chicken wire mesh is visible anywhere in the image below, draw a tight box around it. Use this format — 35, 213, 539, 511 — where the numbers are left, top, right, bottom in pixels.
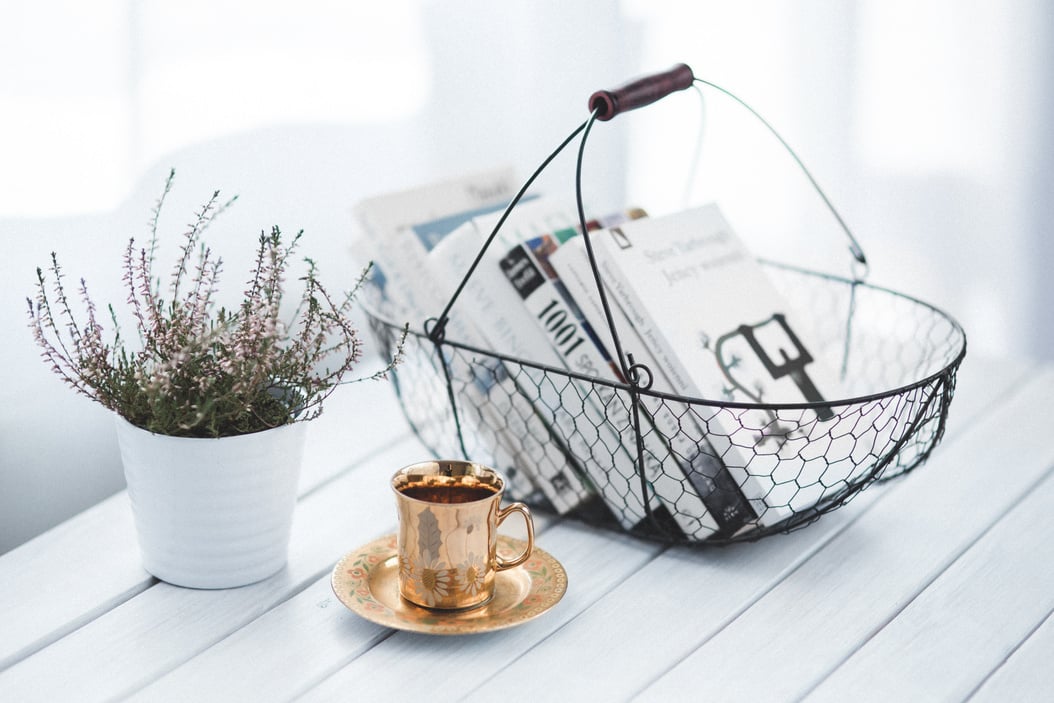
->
365, 261, 965, 545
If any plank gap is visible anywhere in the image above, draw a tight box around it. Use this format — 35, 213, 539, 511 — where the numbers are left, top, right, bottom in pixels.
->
625, 364, 1041, 702
298, 429, 415, 503
459, 539, 668, 702
0, 576, 158, 674
286, 628, 400, 701
963, 606, 1054, 702
796, 460, 1054, 703
116, 561, 343, 701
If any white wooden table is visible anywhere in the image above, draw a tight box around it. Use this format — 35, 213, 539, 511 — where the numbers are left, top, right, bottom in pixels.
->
1, 354, 1051, 702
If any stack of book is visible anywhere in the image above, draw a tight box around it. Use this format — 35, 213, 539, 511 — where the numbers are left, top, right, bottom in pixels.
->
355, 167, 889, 540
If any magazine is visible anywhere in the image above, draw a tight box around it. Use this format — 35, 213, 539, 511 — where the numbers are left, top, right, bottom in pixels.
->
353, 166, 519, 331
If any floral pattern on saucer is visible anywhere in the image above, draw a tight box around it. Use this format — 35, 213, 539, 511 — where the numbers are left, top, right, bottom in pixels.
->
331, 534, 567, 635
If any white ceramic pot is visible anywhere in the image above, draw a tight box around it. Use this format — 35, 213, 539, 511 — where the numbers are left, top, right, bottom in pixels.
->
114, 415, 307, 589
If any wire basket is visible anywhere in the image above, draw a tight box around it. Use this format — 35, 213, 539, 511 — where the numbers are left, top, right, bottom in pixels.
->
363, 64, 967, 545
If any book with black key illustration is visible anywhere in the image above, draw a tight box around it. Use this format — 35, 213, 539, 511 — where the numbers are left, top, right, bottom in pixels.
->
586, 203, 855, 524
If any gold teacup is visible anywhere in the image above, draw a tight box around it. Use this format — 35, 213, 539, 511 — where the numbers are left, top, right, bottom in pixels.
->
392, 460, 534, 610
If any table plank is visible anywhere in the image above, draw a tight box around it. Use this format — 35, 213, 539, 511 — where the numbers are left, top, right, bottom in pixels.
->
438, 355, 1031, 701
303, 360, 1020, 699
804, 467, 1054, 702
469, 500, 880, 702
0, 355, 1032, 702
143, 575, 392, 702
298, 379, 409, 491
298, 521, 663, 703
944, 356, 1036, 430
968, 611, 1054, 702
0, 493, 149, 671
132, 513, 552, 702
0, 433, 426, 702
634, 366, 1054, 702
0, 379, 406, 672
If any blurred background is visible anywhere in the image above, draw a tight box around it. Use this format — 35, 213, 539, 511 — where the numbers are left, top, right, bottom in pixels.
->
2, 0, 1050, 552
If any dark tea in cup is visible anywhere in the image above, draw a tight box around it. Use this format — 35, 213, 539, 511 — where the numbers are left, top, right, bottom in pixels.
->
397, 482, 499, 504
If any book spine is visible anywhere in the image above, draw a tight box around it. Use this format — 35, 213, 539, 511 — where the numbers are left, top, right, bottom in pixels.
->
452, 333, 590, 513
425, 226, 596, 514
499, 242, 677, 534
549, 237, 756, 539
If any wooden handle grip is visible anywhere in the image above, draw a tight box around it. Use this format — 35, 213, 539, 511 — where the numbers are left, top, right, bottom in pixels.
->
588, 63, 695, 121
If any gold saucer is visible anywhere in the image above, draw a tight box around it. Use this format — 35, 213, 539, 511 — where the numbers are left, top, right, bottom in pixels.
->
331, 533, 567, 635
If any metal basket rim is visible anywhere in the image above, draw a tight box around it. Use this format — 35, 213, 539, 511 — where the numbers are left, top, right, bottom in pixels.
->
364, 259, 967, 412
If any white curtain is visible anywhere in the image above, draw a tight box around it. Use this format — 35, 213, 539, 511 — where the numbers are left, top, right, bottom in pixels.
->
622, 0, 1052, 362
0, 1, 432, 215
4, 0, 1045, 357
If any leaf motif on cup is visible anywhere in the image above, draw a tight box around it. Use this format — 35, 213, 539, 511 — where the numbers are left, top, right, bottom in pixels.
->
417, 507, 442, 562
462, 510, 484, 536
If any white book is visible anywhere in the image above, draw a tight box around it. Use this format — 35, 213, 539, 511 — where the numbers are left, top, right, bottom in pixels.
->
428, 198, 581, 366
522, 223, 742, 541
549, 234, 758, 538
588, 204, 853, 523
425, 199, 612, 517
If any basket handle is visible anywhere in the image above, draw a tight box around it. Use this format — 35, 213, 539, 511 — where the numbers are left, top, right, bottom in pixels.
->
588, 63, 695, 121
572, 69, 871, 388
430, 64, 868, 352
428, 64, 698, 343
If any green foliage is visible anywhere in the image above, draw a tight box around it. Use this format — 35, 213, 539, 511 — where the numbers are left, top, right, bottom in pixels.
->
28, 169, 405, 438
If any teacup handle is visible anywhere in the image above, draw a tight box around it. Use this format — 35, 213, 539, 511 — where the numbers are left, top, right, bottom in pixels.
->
495, 502, 534, 570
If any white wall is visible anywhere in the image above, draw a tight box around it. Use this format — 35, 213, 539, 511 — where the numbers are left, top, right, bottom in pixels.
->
622, 0, 1053, 362
3, 0, 1051, 552
0, 0, 631, 553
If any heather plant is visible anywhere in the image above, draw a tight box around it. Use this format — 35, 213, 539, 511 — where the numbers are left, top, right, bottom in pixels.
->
28, 170, 405, 438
